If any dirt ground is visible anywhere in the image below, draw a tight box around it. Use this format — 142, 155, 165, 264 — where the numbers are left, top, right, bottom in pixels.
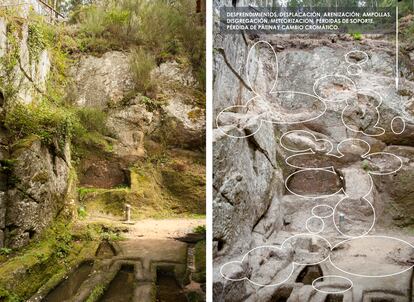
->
84, 215, 205, 239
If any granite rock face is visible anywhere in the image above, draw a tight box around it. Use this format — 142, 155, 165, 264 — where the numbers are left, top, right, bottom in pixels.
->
71, 51, 205, 187
70, 51, 135, 109
213, 1, 414, 301
3, 139, 71, 248
71, 52, 205, 147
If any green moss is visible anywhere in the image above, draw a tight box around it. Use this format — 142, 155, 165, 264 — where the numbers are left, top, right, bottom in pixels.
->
193, 225, 206, 235
86, 284, 106, 302
187, 108, 203, 121
193, 240, 206, 283
161, 167, 205, 213
0, 221, 100, 300
350, 32, 362, 40
81, 188, 130, 217
80, 152, 205, 219
361, 159, 371, 171
0, 288, 21, 302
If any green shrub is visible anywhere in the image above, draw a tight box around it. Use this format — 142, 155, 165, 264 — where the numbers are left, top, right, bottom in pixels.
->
78, 5, 107, 38
75, 108, 111, 136
78, 206, 88, 219
73, 0, 205, 88
193, 225, 206, 235
0, 248, 12, 256
137, 1, 184, 53
4, 101, 81, 145
27, 23, 47, 62
130, 48, 156, 94
351, 32, 362, 40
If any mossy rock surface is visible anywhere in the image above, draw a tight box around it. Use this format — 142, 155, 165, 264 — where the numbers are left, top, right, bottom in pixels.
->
193, 240, 206, 283
81, 150, 205, 219
0, 222, 101, 301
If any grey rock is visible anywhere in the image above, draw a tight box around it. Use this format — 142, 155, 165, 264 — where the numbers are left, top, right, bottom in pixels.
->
71, 51, 134, 108
213, 1, 414, 300
5, 139, 70, 248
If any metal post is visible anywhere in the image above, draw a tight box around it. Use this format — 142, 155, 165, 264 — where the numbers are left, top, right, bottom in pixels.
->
125, 204, 131, 222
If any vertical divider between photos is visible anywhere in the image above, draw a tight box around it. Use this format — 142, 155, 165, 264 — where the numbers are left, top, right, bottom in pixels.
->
205, 0, 214, 301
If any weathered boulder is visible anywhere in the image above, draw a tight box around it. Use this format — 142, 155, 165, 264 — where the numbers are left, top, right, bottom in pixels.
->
213, 120, 282, 257
375, 145, 414, 226
78, 154, 130, 189
107, 97, 157, 159
4, 138, 71, 248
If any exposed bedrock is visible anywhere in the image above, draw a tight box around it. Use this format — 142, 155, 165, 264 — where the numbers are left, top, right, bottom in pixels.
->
213, 2, 414, 301
70, 51, 206, 188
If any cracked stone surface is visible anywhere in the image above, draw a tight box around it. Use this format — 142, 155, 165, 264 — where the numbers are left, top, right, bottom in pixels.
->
213, 1, 414, 301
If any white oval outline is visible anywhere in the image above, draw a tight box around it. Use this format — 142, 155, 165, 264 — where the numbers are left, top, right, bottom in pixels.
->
285, 168, 345, 199
365, 152, 403, 175
347, 64, 363, 76
341, 88, 385, 137
332, 178, 376, 238
247, 40, 278, 96
280, 129, 334, 154
313, 74, 358, 103
219, 233, 333, 287
390, 116, 406, 135
344, 50, 369, 65
311, 204, 334, 219
312, 275, 354, 294
282, 233, 332, 266
329, 235, 414, 278
306, 216, 325, 234
219, 246, 295, 287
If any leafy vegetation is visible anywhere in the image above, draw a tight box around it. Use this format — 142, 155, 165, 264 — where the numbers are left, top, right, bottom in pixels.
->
193, 225, 206, 235
361, 159, 372, 172
0, 248, 12, 256
130, 48, 156, 94
351, 32, 363, 41
4, 101, 80, 146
